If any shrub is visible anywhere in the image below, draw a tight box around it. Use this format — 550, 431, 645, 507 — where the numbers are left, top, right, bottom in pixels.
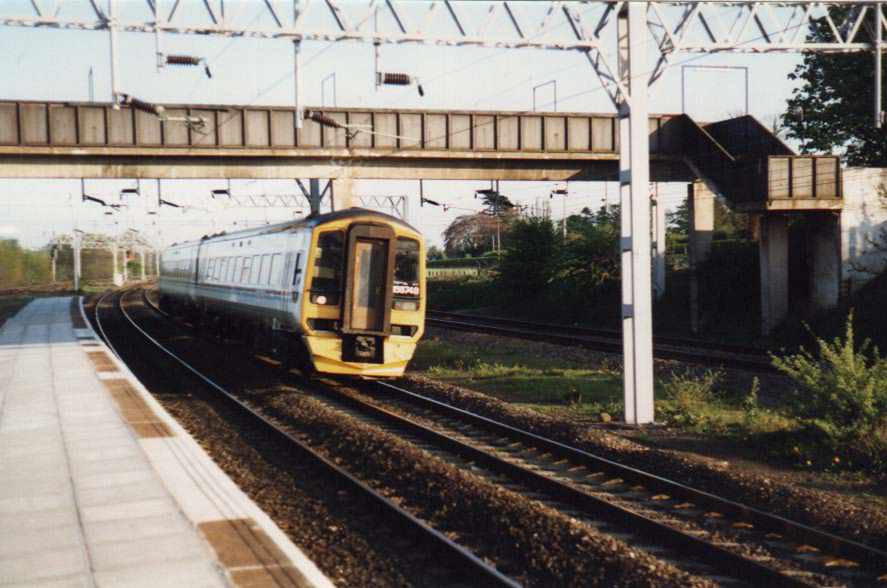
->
771, 314, 887, 469
658, 370, 721, 428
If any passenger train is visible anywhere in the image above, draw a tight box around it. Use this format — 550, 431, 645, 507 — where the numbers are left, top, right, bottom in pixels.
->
158, 208, 425, 377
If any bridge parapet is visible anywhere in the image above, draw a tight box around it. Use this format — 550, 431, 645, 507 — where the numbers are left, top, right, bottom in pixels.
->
0, 100, 687, 155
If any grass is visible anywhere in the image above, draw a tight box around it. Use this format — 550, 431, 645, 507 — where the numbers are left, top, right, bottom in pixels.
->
412, 337, 624, 419
411, 334, 878, 476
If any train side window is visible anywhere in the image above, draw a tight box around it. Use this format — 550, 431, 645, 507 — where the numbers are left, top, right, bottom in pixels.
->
260, 254, 272, 285
205, 259, 214, 281
250, 255, 261, 284
240, 256, 252, 283
269, 253, 282, 286
310, 231, 343, 304
292, 253, 302, 286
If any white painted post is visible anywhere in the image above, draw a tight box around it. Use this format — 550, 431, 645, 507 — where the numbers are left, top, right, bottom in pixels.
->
618, 4, 655, 425
73, 232, 82, 292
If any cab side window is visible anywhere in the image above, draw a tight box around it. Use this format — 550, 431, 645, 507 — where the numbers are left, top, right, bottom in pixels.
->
310, 231, 344, 305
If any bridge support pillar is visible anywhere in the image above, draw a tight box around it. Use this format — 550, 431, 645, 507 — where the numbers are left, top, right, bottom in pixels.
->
688, 182, 715, 333
808, 213, 841, 311
332, 178, 355, 210
759, 215, 790, 335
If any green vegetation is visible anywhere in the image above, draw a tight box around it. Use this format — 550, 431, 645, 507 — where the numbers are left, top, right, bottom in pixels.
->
0, 240, 52, 288
772, 315, 887, 472
413, 315, 886, 474
411, 337, 622, 419
783, 5, 887, 166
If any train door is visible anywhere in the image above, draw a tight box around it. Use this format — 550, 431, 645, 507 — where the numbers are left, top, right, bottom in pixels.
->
342, 224, 395, 362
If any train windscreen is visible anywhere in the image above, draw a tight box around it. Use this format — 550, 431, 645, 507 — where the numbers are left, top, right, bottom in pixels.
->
310, 231, 344, 305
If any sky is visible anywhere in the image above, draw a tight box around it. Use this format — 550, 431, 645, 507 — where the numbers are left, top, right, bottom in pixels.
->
0, 0, 805, 250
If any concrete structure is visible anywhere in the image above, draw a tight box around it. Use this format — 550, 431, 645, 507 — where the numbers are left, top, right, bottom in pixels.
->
840, 167, 887, 294
688, 182, 715, 333
0, 297, 332, 588
759, 216, 790, 336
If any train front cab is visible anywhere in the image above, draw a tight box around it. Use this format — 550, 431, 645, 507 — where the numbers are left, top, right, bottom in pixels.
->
301, 215, 424, 377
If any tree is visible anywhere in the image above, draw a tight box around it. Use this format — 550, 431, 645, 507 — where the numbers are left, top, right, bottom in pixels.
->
497, 217, 559, 300
442, 191, 518, 257
426, 245, 445, 261
442, 213, 500, 257
783, 7, 887, 165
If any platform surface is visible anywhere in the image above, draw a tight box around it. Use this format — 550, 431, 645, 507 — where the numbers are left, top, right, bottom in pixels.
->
0, 297, 332, 588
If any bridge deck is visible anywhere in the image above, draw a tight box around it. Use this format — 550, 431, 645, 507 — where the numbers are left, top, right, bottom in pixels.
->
0, 100, 843, 211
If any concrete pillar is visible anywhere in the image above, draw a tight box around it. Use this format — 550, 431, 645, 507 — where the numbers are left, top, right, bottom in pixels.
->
759, 215, 790, 335
809, 213, 841, 311
688, 181, 715, 333
332, 178, 355, 210
652, 186, 667, 299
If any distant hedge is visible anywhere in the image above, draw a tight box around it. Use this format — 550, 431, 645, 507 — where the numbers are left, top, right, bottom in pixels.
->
427, 256, 499, 269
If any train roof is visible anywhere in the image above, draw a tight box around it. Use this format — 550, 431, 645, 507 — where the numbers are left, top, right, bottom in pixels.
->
165, 208, 420, 251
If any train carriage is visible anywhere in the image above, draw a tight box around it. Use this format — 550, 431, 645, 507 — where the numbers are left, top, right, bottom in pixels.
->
158, 208, 425, 377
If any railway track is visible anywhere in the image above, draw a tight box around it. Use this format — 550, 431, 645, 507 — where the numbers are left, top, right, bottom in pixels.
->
91, 289, 520, 588
130, 288, 887, 586
426, 310, 774, 372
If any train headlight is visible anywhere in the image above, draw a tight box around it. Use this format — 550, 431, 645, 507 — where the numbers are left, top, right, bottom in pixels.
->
316, 295, 327, 305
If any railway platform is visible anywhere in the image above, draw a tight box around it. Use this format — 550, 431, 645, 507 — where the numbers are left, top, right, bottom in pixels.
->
0, 296, 333, 588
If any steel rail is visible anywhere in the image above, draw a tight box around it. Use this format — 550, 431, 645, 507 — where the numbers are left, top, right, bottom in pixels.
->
371, 380, 887, 575
428, 310, 766, 354
139, 289, 807, 584
99, 288, 521, 588
426, 310, 773, 372
136, 288, 886, 578
312, 380, 809, 586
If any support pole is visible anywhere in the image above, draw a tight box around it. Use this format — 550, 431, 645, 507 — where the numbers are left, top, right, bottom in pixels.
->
51, 247, 57, 283
617, 4, 655, 425
308, 179, 321, 216
112, 242, 118, 285
73, 231, 82, 292
154, 0, 163, 71
140, 248, 146, 281
876, 2, 883, 128
109, 0, 119, 105
294, 40, 303, 128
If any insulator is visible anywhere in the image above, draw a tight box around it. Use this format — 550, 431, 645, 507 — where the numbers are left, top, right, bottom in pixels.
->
417, 83, 425, 97
306, 111, 342, 128
166, 54, 201, 66
381, 72, 411, 86
121, 94, 165, 116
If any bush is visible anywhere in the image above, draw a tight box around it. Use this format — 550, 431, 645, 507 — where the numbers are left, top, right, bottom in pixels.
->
771, 314, 887, 469
428, 277, 498, 311
658, 370, 721, 428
